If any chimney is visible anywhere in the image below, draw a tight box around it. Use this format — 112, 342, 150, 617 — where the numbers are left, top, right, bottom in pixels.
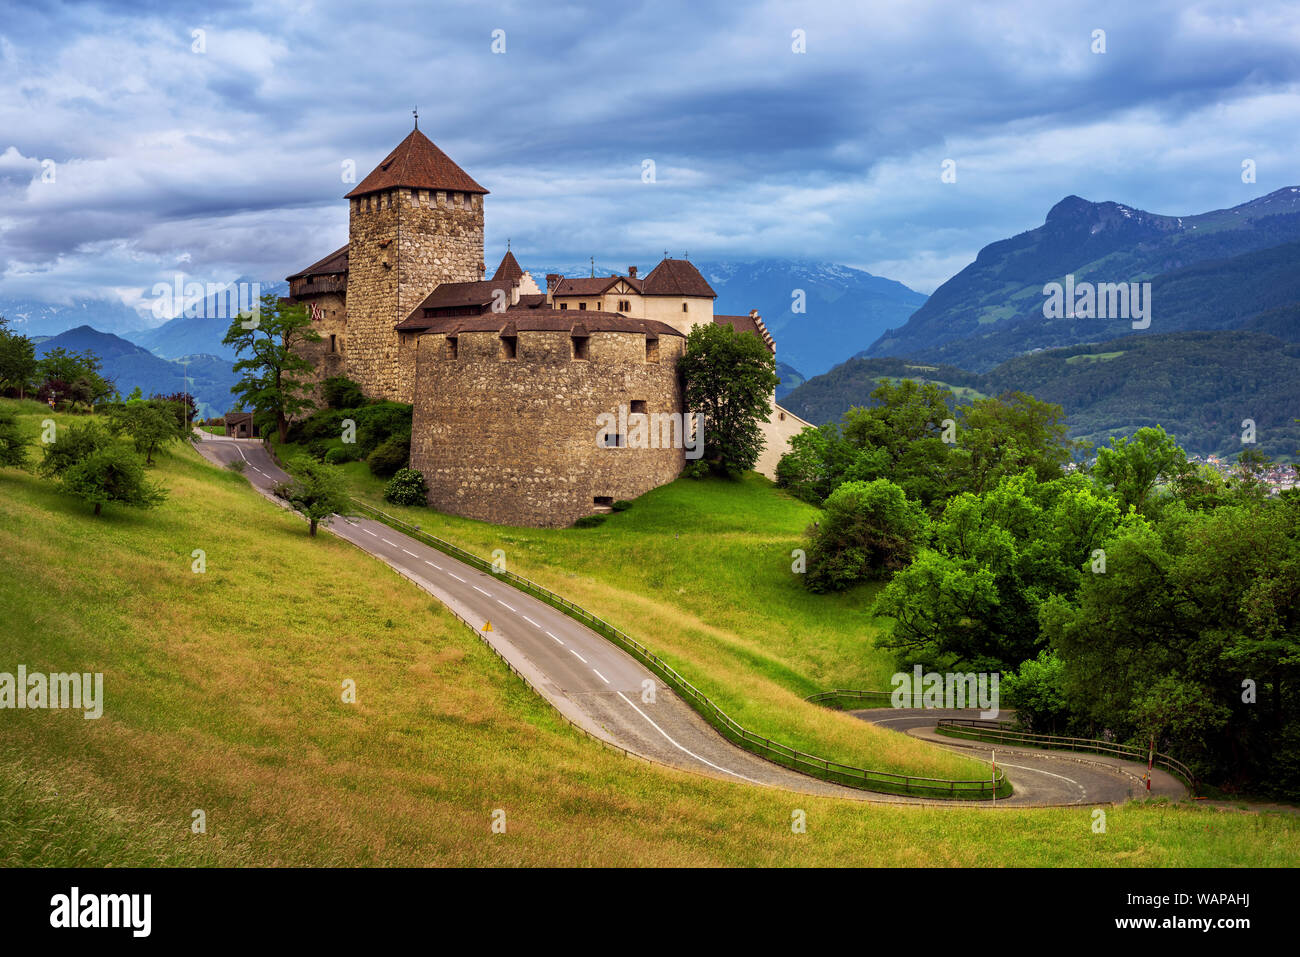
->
628, 265, 638, 279
546, 273, 561, 307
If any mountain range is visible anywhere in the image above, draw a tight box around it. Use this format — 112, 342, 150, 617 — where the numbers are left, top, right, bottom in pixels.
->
782, 330, 1300, 461
33, 326, 239, 419
865, 186, 1300, 371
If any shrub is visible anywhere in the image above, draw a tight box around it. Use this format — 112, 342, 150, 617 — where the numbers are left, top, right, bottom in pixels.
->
321, 376, 365, 410
804, 479, 927, 593
305, 439, 332, 462
367, 434, 410, 477
384, 467, 428, 506
325, 445, 360, 465
611, 500, 633, 511
572, 514, 606, 528
225, 459, 247, 474
682, 460, 710, 479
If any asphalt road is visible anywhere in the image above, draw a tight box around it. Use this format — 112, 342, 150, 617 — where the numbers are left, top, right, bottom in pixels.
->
852, 708, 1187, 805
192, 432, 1187, 808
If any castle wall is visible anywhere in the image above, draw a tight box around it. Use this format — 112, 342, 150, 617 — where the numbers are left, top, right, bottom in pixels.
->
345, 188, 484, 402
642, 295, 714, 335
410, 329, 687, 527
755, 401, 814, 480
292, 291, 348, 413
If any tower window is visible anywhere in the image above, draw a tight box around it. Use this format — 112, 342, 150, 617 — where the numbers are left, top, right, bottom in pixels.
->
559, 302, 568, 310
682, 302, 688, 312
579, 302, 587, 310
572, 336, 589, 361
646, 337, 659, 362
329, 334, 337, 353
619, 300, 631, 312
446, 337, 458, 359
499, 335, 517, 360
630, 400, 647, 414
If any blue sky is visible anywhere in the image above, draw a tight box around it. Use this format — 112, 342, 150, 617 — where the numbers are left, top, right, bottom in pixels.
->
2, 0, 1299, 321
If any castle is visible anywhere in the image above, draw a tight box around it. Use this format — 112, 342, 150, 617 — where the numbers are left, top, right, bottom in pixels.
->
286, 124, 810, 527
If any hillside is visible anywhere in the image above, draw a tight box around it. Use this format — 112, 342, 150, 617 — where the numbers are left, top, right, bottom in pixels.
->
699, 260, 928, 377
3, 399, 1293, 866
775, 361, 805, 399
35, 325, 237, 417
865, 187, 1300, 370
784, 331, 1300, 461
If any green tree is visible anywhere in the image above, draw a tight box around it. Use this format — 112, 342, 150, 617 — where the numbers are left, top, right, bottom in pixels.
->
223, 293, 321, 444
61, 445, 167, 516
36, 347, 114, 409
38, 420, 112, 478
110, 399, 186, 464
1092, 425, 1187, 515
804, 479, 927, 592
873, 471, 1123, 671
0, 317, 38, 399
957, 391, 1075, 494
0, 411, 29, 467
678, 323, 779, 476
273, 457, 352, 536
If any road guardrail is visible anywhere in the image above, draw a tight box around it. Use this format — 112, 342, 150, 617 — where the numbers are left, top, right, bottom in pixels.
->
349, 501, 1009, 801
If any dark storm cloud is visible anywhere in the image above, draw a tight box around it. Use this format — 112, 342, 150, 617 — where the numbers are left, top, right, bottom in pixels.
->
1, 0, 1298, 315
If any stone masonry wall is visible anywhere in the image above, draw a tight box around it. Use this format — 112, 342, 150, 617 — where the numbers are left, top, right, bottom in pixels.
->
345, 188, 484, 402
411, 329, 687, 527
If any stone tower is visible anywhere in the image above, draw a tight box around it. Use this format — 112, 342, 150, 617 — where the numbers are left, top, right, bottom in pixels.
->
344, 127, 488, 400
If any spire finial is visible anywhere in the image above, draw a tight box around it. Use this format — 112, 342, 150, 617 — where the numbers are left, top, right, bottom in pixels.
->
590, 255, 595, 278
413, 106, 419, 130
507, 238, 511, 251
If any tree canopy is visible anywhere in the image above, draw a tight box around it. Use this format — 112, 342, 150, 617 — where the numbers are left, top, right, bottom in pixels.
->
223, 293, 321, 444
678, 323, 778, 476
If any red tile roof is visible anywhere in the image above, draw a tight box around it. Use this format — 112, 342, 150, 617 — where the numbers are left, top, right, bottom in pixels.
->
642, 258, 716, 298
714, 313, 775, 353
396, 280, 516, 330
286, 244, 349, 281
345, 129, 487, 199
492, 250, 524, 283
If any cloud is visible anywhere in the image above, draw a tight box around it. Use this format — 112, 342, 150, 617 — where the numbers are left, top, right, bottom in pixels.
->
0, 0, 1298, 317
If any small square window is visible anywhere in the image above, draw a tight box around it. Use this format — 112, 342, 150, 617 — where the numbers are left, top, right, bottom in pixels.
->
446, 337, 458, 359
500, 335, 517, 360
630, 400, 647, 414
579, 302, 587, 310
572, 336, 589, 360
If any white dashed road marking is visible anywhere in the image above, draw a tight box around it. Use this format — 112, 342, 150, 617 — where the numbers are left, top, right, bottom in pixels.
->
448, 573, 466, 583
522, 616, 539, 627
473, 585, 491, 596
402, 549, 418, 557
592, 668, 609, 685
425, 560, 442, 570
545, 631, 564, 645
567, 648, 588, 664
615, 691, 760, 784
497, 599, 515, 611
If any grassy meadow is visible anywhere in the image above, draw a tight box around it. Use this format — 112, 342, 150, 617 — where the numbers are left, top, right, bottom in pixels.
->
273, 435, 983, 780
0, 399, 1295, 866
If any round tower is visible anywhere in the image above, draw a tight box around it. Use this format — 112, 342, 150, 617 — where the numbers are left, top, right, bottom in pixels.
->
409, 312, 689, 527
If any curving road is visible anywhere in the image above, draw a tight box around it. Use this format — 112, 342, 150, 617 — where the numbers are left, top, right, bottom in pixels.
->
852, 708, 1187, 805
193, 431, 1187, 808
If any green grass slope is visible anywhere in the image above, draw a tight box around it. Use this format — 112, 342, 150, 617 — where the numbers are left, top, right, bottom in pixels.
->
2, 399, 1296, 866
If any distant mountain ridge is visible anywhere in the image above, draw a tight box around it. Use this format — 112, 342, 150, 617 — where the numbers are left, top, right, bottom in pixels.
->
784, 330, 1300, 461
865, 186, 1300, 370
34, 325, 238, 418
